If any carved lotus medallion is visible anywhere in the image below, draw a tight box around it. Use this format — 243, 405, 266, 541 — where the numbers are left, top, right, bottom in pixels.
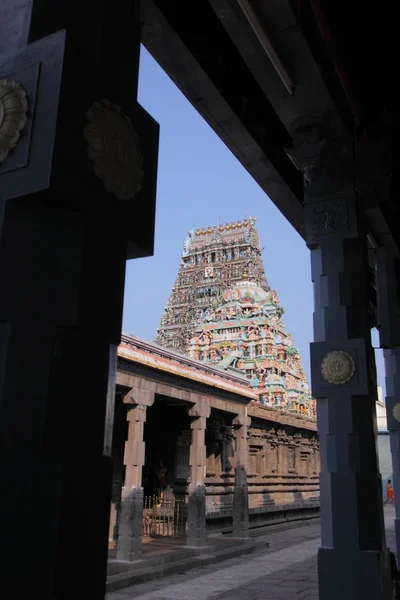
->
393, 403, 400, 423
84, 99, 143, 200
0, 79, 28, 164
321, 350, 355, 385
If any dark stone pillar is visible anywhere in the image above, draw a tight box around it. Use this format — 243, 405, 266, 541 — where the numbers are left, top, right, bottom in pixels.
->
0, 2, 158, 599
377, 248, 400, 559
288, 139, 392, 599
117, 389, 154, 560
232, 414, 250, 538
187, 484, 207, 547
117, 488, 144, 561
187, 403, 210, 547
232, 465, 249, 538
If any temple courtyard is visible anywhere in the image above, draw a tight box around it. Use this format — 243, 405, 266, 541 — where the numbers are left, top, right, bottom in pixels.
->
105, 505, 396, 600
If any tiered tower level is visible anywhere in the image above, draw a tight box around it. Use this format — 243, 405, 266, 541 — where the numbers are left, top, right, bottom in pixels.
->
156, 217, 268, 353
156, 218, 315, 419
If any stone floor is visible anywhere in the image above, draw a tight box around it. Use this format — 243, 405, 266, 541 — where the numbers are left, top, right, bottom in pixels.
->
106, 505, 396, 600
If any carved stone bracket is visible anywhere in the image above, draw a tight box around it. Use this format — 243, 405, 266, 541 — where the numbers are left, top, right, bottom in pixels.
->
232, 414, 251, 428
123, 388, 155, 407
285, 139, 325, 188
188, 403, 211, 419
84, 99, 143, 200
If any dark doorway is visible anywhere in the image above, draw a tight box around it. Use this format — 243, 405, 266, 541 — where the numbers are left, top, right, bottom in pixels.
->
142, 397, 191, 497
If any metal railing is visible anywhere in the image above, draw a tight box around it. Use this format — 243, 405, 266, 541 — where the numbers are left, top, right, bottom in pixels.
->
143, 495, 187, 538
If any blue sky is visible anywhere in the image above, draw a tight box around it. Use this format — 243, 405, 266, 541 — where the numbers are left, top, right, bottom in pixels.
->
122, 46, 385, 395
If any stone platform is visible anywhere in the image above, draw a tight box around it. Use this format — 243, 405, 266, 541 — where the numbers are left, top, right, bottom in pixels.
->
107, 535, 260, 592
106, 511, 320, 593
106, 506, 396, 600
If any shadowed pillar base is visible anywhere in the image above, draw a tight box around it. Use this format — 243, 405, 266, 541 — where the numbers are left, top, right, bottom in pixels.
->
117, 487, 144, 561
187, 484, 207, 547
318, 547, 393, 600
232, 465, 249, 539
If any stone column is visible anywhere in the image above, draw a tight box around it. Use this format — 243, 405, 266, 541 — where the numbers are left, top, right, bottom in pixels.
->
287, 139, 392, 599
376, 247, 400, 559
277, 430, 289, 474
294, 433, 303, 476
0, 2, 158, 598
187, 403, 210, 547
117, 389, 154, 561
310, 442, 318, 476
232, 413, 250, 538
0, 198, 128, 599
233, 413, 250, 469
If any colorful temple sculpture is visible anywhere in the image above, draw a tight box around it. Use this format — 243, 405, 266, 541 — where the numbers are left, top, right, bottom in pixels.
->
187, 278, 316, 419
156, 217, 268, 354
157, 216, 316, 421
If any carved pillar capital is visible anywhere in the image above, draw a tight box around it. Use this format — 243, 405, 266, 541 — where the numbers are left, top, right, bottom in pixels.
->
123, 387, 155, 407
232, 414, 251, 428
285, 138, 326, 188
126, 403, 147, 423
286, 134, 358, 198
188, 402, 211, 419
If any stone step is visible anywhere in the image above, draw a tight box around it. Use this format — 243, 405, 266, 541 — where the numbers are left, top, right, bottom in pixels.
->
107, 543, 217, 575
248, 513, 320, 536
108, 546, 199, 573
106, 538, 261, 593
215, 511, 320, 537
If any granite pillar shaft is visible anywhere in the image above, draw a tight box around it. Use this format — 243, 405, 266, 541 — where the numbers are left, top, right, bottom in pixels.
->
232, 465, 249, 538
123, 405, 147, 492
232, 414, 250, 537
0, 203, 125, 600
189, 414, 208, 488
187, 406, 209, 546
117, 488, 144, 561
0, 1, 158, 597
117, 390, 154, 560
306, 192, 391, 599
233, 414, 249, 469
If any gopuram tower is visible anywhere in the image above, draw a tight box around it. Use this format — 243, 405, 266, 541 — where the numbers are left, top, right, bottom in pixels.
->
156, 217, 315, 419
155, 217, 268, 353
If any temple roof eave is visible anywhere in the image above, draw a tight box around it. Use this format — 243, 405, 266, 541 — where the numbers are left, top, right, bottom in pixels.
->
119, 332, 256, 401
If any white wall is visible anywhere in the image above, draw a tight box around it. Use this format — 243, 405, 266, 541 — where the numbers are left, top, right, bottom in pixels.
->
377, 433, 392, 483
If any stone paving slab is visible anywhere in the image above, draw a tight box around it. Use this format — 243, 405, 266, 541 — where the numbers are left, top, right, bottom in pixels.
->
106, 506, 396, 600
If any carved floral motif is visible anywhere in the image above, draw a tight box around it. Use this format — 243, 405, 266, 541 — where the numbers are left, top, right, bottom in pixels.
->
392, 403, 400, 423
311, 198, 348, 235
321, 351, 355, 385
84, 99, 143, 200
0, 79, 28, 164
